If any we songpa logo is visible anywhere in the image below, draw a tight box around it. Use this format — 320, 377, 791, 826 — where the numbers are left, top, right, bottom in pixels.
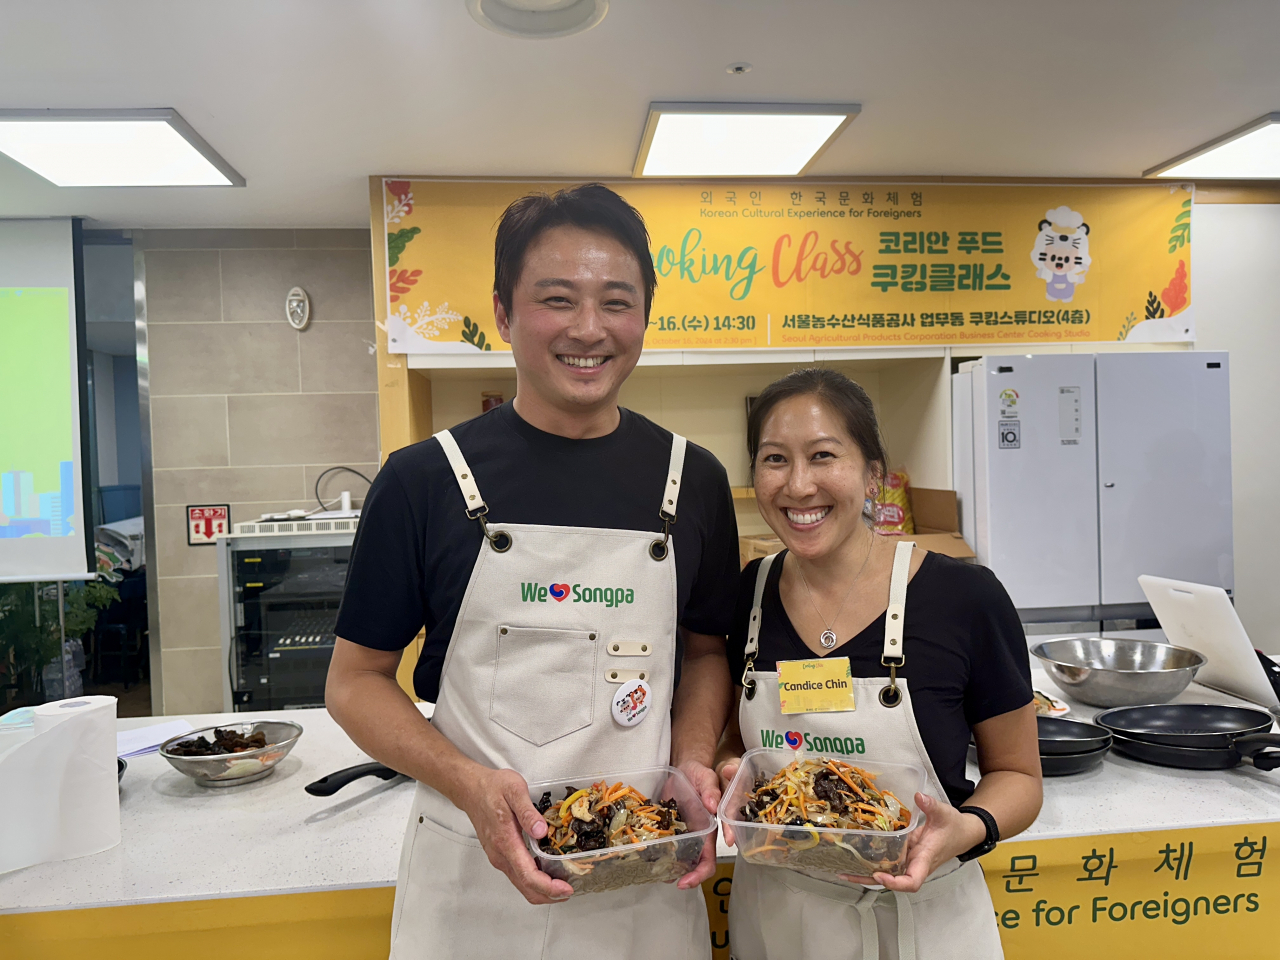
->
761, 728, 866, 755
520, 582, 636, 608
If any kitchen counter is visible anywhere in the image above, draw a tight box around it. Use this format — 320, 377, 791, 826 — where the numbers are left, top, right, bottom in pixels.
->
4, 667, 1278, 915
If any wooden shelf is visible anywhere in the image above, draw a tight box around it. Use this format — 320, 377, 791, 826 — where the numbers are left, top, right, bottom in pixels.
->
731, 487, 756, 500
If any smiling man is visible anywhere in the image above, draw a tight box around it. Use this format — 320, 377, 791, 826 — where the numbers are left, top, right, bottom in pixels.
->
326, 184, 740, 960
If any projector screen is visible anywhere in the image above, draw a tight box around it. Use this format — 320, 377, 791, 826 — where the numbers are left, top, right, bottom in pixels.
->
0, 219, 91, 582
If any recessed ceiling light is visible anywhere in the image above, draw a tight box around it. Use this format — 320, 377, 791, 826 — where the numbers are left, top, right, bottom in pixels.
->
1146, 112, 1280, 179
634, 102, 860, 178
466, 0, 608, 39
0, 108, 242, 187
726, 62, 752, 75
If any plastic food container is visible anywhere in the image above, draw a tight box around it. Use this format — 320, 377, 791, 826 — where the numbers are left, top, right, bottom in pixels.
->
525, 765, 715, 895
719, 748, 926, 882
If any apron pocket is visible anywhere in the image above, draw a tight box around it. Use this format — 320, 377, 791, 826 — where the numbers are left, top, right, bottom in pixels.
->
490, 625, 597, 746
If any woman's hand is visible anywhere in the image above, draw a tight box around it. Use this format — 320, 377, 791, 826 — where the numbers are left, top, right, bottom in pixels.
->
675, 760, 722, 889
840, 793, 987, 893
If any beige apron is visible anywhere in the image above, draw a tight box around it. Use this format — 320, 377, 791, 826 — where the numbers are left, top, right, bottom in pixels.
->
387, 428, 711, 960
729, 542, 1003, 960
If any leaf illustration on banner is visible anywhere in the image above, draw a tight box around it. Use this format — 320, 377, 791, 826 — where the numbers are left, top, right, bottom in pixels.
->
460, 316, 492, 351
1161, 260, 1189, 314
1145, 290, 1165, 320
390, 301, 462, 339
386, 180, 414, 224
387, 227, 421, 267
388, 268, 422, 303
1168, 198, 1191, 254
1116, 312, 1138, 341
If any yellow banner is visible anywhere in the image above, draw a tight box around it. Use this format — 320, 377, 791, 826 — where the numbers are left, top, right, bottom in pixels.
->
379, 179, 1194, 354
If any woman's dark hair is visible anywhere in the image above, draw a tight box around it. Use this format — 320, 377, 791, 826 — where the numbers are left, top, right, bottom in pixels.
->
746, 368, 889, 490
493, 183, 657, 319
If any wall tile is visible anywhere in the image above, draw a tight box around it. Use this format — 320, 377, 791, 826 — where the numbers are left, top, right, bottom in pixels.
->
149, 396, 229, 469
305, 462, 380, 508
144, 251, 221, 324
135, 229, 296, 250
161, 646, 224, 714
221, 249, 373, 323
148, 323, 300, 396
299, 322, 377, 393
153, 465, 305, 507
154, 505, 219, 578
295, 229, 371, 250
228, 393, 378, 466
156, 576, 222, 651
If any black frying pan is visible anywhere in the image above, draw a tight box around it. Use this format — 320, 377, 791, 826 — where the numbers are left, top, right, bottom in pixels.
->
1094, 703, 1274, 749
1110, 732, 1280, 771
1041, 743, 1109, 776
1038, 716, 1112, 755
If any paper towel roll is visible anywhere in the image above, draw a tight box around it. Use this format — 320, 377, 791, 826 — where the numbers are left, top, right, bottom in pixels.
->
0, 695, 120, 875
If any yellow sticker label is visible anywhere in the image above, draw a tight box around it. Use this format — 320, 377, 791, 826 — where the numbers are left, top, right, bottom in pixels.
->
777, 658, 857, 714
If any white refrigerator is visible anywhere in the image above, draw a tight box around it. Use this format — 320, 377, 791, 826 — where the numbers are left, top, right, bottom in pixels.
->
952, 352, 1233, 615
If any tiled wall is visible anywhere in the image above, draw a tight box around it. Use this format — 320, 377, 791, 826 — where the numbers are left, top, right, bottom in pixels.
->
136, 229, 378, 714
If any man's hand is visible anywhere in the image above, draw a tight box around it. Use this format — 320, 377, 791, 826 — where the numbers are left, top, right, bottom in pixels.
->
676, 759, 721, 889
714, 757, 741, 846
457, 767, 575, 904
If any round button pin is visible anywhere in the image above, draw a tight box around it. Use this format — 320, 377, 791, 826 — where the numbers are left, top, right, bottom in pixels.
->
611, 678, 651, 728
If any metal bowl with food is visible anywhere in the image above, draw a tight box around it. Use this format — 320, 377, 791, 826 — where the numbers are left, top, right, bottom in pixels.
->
1031, 637, 1206, 708
159, 721, 302, 787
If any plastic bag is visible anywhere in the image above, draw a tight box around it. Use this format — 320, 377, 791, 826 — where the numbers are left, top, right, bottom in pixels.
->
873, 470, 915, 535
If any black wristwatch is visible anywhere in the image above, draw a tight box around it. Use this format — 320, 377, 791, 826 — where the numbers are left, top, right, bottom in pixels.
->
956, 805, 1000, 862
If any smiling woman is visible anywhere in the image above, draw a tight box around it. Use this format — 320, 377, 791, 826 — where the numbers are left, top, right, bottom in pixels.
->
712, 366, 1043, 960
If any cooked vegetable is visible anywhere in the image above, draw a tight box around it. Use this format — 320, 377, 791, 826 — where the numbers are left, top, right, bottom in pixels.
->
739, 758, 911, 832
538, 781, 687, 856
167, 727, 268, 757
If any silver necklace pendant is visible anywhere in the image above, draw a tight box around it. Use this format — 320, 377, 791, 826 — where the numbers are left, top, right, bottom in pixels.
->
819, 629, 838, 649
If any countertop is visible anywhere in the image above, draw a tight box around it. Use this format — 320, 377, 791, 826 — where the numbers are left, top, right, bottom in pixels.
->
4, 667, 1279, 914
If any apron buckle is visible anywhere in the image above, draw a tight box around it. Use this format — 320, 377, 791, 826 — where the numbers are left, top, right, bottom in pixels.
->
649, 513, 675, 561
879, 654, 905, 708
741, 655, 757, 700
475, 511, 512, 553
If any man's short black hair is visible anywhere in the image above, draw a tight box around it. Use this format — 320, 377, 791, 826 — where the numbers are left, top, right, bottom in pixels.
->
494, 183, 657, 319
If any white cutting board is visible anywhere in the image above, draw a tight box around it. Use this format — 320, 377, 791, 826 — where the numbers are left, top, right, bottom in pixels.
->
1139, 574, 1280, 709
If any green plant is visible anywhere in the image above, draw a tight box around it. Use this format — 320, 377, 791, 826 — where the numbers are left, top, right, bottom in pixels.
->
387, 227, 421, 267
0, 581, 118, 701
460, 316, 492, 351
1169, 198, 1191, 253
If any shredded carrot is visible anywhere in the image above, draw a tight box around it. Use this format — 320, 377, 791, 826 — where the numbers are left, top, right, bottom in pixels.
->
827, 762, 868, 800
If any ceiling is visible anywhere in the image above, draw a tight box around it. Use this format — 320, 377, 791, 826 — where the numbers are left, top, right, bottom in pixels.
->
2, 0, 1278, 229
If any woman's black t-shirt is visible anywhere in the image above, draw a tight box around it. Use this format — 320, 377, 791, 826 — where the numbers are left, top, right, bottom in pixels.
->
726, 550, 1033, 805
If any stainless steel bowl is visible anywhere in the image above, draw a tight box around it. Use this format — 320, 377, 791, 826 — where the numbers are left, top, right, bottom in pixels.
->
159, 720, 303, 787
1031, 637, 1206, 708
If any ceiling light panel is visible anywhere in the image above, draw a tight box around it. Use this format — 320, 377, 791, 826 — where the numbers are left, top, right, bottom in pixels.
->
0, 109, 243, 187
635, 103, 860, 178
1147, 112, 1280, 179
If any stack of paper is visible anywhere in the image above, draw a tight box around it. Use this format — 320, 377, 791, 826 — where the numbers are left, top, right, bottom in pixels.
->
116, 719, 193, 759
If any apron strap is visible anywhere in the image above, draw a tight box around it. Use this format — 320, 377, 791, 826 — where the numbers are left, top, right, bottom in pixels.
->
659, 433, 688, 522
879, 539, 915, 707
741, 550, 779, 696
881, 539, 915, 663
893, 890, 918, 960
433, 429, 486, 518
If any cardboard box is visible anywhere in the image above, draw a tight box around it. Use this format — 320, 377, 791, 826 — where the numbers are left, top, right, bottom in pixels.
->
736, 487, 975, 568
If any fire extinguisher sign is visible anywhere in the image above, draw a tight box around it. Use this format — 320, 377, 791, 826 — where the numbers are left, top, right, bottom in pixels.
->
998, 420, 1021, 449
187, 504, 230, 545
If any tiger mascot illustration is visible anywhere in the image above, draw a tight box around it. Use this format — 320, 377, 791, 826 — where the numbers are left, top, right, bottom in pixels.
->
1030, 206, 1091, 303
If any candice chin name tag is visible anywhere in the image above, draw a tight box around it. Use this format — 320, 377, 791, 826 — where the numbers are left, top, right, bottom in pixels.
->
777, 658, 857, 715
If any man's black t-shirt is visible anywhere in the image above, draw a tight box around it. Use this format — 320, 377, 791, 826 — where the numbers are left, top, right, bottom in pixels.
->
336, 402, 741, 702
726, 550, 1033, 805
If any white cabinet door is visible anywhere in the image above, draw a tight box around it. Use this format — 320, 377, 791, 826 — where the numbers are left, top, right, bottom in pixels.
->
974, 355, 1099, 609
1096, 352, 1233, 604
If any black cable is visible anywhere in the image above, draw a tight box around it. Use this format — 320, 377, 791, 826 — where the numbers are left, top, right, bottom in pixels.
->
314, 466, 374, 512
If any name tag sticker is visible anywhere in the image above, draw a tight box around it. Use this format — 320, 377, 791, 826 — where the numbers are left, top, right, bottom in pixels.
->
777, 658, 857, 715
